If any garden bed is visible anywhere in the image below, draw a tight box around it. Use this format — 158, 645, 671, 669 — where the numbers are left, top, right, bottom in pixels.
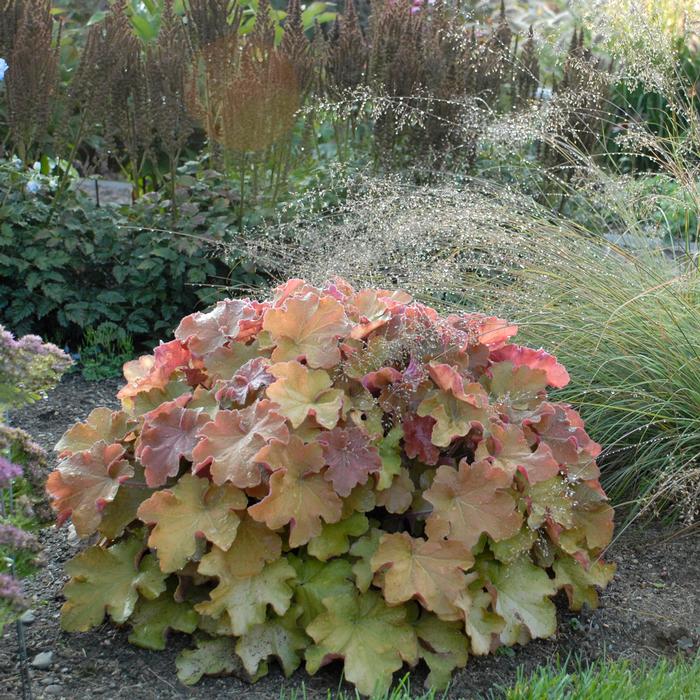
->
0, 374, 698, 700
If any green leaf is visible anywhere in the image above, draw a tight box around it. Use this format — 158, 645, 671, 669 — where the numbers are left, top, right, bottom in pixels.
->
195, 558, 296, 636
235, 606, 309, 679
376, 425, 404, 490
349, 527, 382, 593
288, 555, 355, 628
61, 534, 167, 632
128, 590, 198, 650
480, 555, 557, 645
307, 513, 369, 562
176, 637, 241, 686
306, 590, 418, 697
416, 613, 469, 690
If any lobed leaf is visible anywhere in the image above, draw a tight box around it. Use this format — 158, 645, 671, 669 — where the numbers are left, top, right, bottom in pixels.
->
191, 400, 289, 488
371, 533, 473, 619
425, 459, 522, 550
266, 361, 344, 430
47, 441, 133, 538
137, 473, 247, 573
136, 398, 210, 487
305, 590, 419, 697
248, 436, 343, 547
263, 293, 351, 368
62, 534, 167, 632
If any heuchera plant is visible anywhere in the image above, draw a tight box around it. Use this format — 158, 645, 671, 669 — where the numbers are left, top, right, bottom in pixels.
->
47, 279, 615, 695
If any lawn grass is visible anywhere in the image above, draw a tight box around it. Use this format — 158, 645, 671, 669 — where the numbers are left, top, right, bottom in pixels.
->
280, 655, 700, 699
496, 655, 700, 700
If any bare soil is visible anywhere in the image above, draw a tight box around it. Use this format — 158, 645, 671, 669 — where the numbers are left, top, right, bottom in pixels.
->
1, 375, 698, 700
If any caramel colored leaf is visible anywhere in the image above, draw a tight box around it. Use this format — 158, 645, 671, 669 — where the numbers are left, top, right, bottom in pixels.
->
263, 293, 351, 368
118, 340, 191, 404
204, 342, 261, 382
425, 460, 522, 550
556, 482, 615, 556
371, 533, 473, 619
191, 400, 289, 488
553, 556, 616, 611
376, 467, 414, 514
55, 407, 134, 456
175, 299, 262, 356
476, 420, 559, 484
47, 441, 134, 538
305, 590, 419, 697
248, 436, 343, 548
137, 473, 247, 573
266, 361, 344, 430
99, 465, 153, 540
417, 385, 490, 448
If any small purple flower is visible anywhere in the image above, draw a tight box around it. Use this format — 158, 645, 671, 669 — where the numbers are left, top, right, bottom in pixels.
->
0, 573, 26, 608
0, 523, 39, 552
0, 58, 8, 81
25, 180, 41, 195
0, 456, 23, 489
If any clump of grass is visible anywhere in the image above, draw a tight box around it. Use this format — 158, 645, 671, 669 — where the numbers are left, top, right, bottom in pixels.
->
277, 656, 700, 699
492, 241, 700, 523
495, 655, 700, 700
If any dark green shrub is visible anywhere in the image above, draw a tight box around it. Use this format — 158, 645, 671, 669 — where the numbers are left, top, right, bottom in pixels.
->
0, 161, 264, 349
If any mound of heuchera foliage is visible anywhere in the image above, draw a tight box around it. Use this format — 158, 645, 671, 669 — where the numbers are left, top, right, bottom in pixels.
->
47, 279, 615, 695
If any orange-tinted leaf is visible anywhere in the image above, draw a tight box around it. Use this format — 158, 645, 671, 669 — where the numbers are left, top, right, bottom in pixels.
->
524, 403, 601, 480
475, 420, 559, 484
491, 345, 569, 388
203, 342, 261, 382
371, 533, 473, 618
425, 460, 522, 549
192, 400, 289, 488
55, 407, 134, 457
266, 361, 344, 430
375, 468, 414, 514
417, 381, 490, 448
137, 473, 247, 573
47, 441, 133, 537
175, 299, 263, 356
248, 436, 343, 547
118, 340, 191, 403
214, 357, 272, 407
263, 293, 351, 368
